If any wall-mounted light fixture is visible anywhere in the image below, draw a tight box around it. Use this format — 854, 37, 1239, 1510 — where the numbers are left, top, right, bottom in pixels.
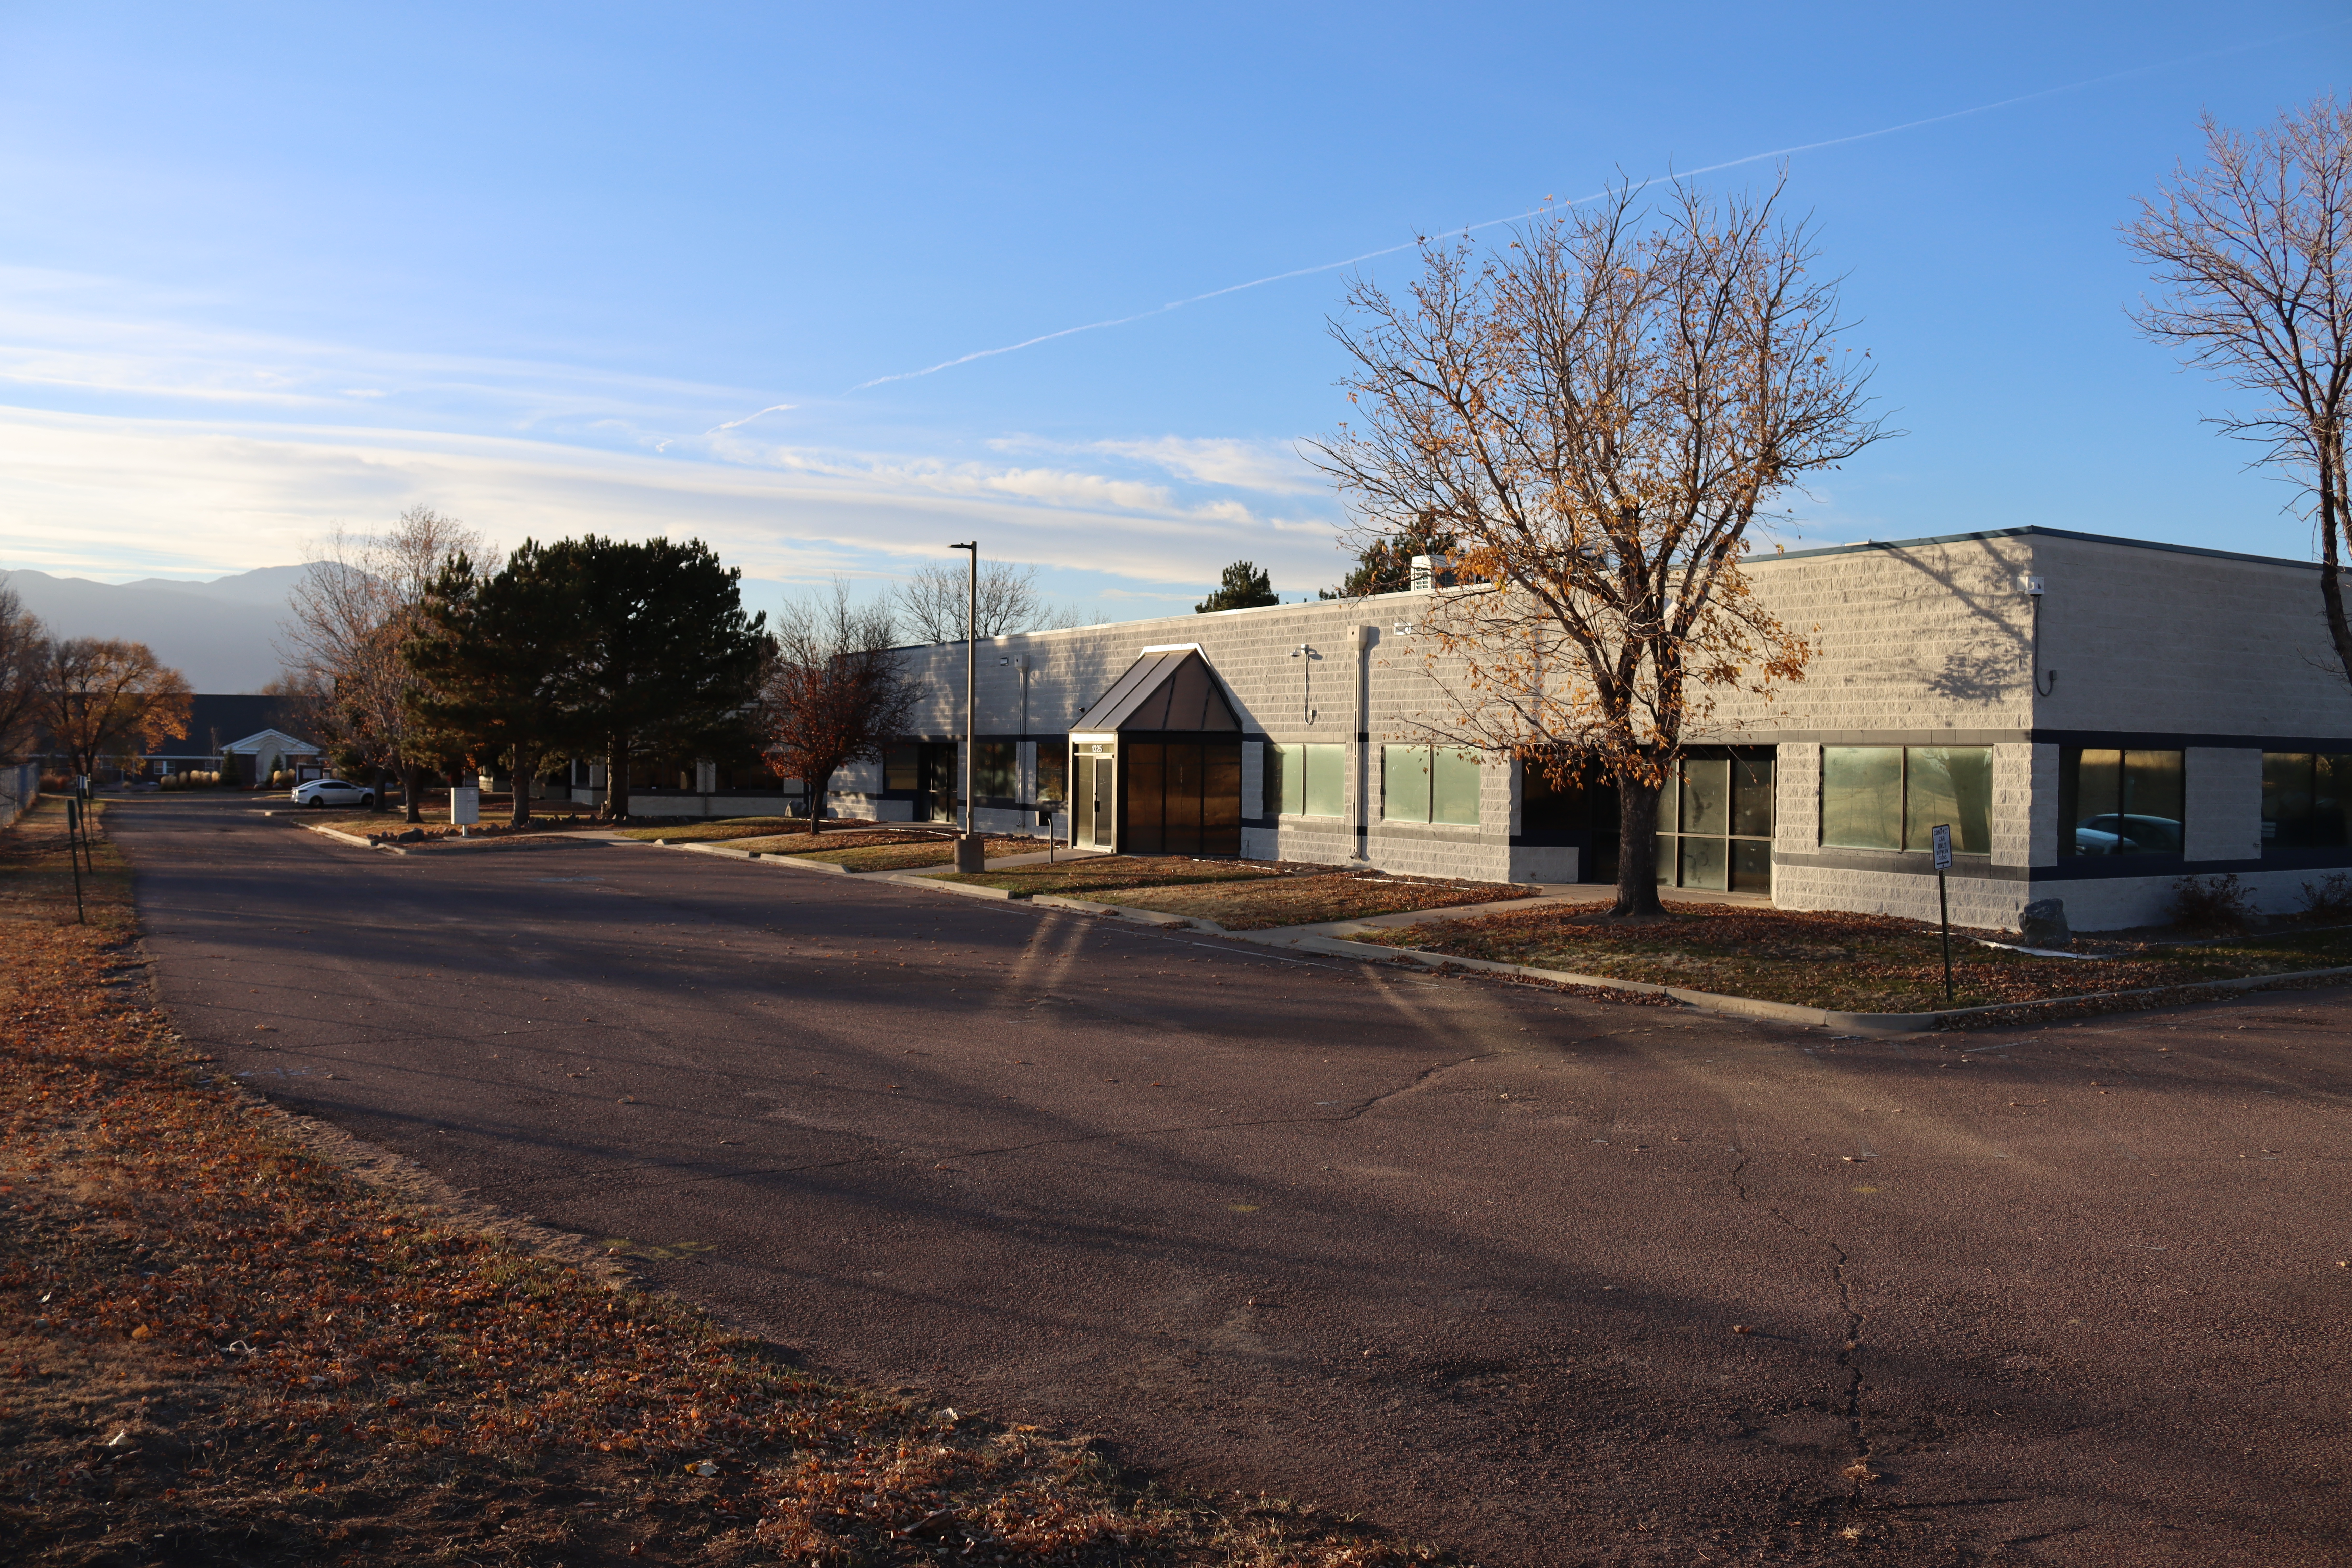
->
1290, 643, 1321, 725
2021, 574, 2056, 696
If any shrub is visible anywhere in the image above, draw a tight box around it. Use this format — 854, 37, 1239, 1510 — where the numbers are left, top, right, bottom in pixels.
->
2166, 872, 2259, 934
2299, 872, 2352, 921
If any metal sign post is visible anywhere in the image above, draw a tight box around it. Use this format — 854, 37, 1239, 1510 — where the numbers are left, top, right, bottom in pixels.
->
64, 797, 85, 925
1931, 823, 1954, 1003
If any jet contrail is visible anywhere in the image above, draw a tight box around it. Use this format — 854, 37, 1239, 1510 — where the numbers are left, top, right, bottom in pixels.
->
706, 402, 796, 434
845, 23, 2342, 395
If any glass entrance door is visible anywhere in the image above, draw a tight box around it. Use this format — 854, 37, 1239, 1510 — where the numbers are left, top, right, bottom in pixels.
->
1074, 753, 1115, 849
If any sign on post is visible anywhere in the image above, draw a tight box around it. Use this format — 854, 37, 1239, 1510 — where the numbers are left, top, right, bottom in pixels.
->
450, 785, 480, 829
1931, 823, 1954, 1003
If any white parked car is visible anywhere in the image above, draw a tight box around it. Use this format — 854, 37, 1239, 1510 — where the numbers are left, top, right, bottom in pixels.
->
291, 777, 376, 809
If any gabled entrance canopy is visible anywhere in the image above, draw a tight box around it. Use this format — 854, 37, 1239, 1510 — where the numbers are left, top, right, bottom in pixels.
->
1067, 648, 1243, 857
1070, 648, 1239, 735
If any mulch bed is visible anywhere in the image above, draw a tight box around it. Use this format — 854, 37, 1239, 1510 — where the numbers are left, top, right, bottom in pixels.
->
933, 856, 1285, 898
1363, 902, 2352, 1014
1116, 873, 1532, 931
0, 796, 1448, 1565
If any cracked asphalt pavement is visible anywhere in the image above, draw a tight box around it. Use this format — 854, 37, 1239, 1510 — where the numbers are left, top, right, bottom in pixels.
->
119, 798, 2351, 1565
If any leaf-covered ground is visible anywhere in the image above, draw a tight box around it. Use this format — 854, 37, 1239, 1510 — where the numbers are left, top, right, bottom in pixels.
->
1361, 902, 2352, 1013
931, 857, 1282, 898
0, 797, 1448, 1566
1113, 874, 1532, 931
611, 817, 815, 842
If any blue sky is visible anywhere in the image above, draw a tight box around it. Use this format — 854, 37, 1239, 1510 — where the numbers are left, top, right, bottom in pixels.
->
0, 2, 2344, 623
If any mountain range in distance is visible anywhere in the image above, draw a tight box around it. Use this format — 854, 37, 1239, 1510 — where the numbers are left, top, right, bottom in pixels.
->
1, 565, 316, 691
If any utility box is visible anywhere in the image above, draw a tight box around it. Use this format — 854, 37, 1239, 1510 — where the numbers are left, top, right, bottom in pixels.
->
450, 786, 480, 826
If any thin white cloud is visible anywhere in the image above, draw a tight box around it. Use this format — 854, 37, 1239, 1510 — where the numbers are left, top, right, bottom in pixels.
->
0, 405, 1342, 587
991, 433, 1323, 495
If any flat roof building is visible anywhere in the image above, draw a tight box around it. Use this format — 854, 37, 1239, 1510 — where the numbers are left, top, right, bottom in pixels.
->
841, 526, 2352, 932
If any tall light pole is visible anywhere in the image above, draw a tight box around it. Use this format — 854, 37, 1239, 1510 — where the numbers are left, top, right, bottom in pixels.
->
949, 541, 980, 868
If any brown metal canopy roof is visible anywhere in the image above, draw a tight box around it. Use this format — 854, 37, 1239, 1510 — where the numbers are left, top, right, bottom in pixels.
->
1070, 648, 1240, 733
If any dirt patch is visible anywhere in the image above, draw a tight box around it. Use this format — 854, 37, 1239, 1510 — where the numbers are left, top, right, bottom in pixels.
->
1117, 873, 1532, 930
613, 819, 876, 844
933, 857, 1286, 897
1363, 901, 2352, 1013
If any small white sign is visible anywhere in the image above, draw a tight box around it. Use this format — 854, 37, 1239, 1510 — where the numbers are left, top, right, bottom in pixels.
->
450, 786, 480, 826
1930, 822, 1953, 869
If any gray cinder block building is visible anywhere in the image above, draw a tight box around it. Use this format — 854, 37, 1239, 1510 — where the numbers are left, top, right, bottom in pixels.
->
838, 525, 2352, 932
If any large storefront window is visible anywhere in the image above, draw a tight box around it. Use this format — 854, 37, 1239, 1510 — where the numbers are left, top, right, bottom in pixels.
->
1822, 746, 1992, 854
1036, 744, 1067, 805
2058, 748, 2182, 856
2262, 752, 2352, 850
1383, 745, 1480, 825
1658, 748, 1774, 891
1269, 742, 1345, 817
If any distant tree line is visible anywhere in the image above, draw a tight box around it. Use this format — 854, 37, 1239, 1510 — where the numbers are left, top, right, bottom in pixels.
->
0, 578, 193, 779
278, 512, 970, 831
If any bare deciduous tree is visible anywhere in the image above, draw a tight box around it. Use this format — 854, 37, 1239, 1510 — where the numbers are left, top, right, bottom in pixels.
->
893, 560, 1042, 642
0, 578, 47, 763
277, 507, 485, 820
1310, 177, 1888, 918
34, 638, 193, 778
2125, 95, 2352, 684
759, 579, 916, 834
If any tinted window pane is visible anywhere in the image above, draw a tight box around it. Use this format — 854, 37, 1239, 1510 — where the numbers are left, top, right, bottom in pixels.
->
2122, 750, 2184, 852
1268, 743, 1296, 816
1304, 743, 1345, 817
975, 742, 1016, 798
1383, 745, 1431, 822
2320, 754, 2352, 848
1681, 835, 1728, 891
1125, 743, 1165, 855
1036, 746, 1067, 804
1731, 838, 1772, 893
1203, 743, 1242, 854
1522, 761, 1590, 831
1681, 757, 1729, 836
1822, 746, 1902, 849
1905, 747, 1992, 854
884, 744, 918, 792
1732, 752, 1774, 839
2066, 749, 2122, 855
1432, 748, 1481, 825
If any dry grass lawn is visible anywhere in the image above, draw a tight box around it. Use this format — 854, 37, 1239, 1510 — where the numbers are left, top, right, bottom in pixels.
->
1364, 901, 2352, 1013
1114, 873, 1532, 930
933, 856, 1282, 898
0, 797, 1447, 1566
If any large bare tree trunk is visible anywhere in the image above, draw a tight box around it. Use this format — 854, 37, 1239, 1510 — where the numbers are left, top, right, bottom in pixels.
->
1612, 778, 1667, 920
2323, 461, 2352, 684
401, 762, 427, 824
605, 735, 631, 822
804, 771, 829, 834
368, 764, 387, 814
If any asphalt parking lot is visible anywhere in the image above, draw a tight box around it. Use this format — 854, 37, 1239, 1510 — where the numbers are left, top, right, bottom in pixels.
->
118, 797, 2352, 1566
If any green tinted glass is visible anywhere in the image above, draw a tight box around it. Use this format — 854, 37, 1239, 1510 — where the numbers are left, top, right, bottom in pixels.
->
1822, 746, 1902, 849
1904, 748, 1991, 854
1431, 748, 1481, 825
1383, 745, 1431, 822
1304, 743, 1345, 818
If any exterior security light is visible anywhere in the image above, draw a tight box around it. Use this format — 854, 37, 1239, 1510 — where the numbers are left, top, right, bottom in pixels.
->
2020, 575, 2045, 596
